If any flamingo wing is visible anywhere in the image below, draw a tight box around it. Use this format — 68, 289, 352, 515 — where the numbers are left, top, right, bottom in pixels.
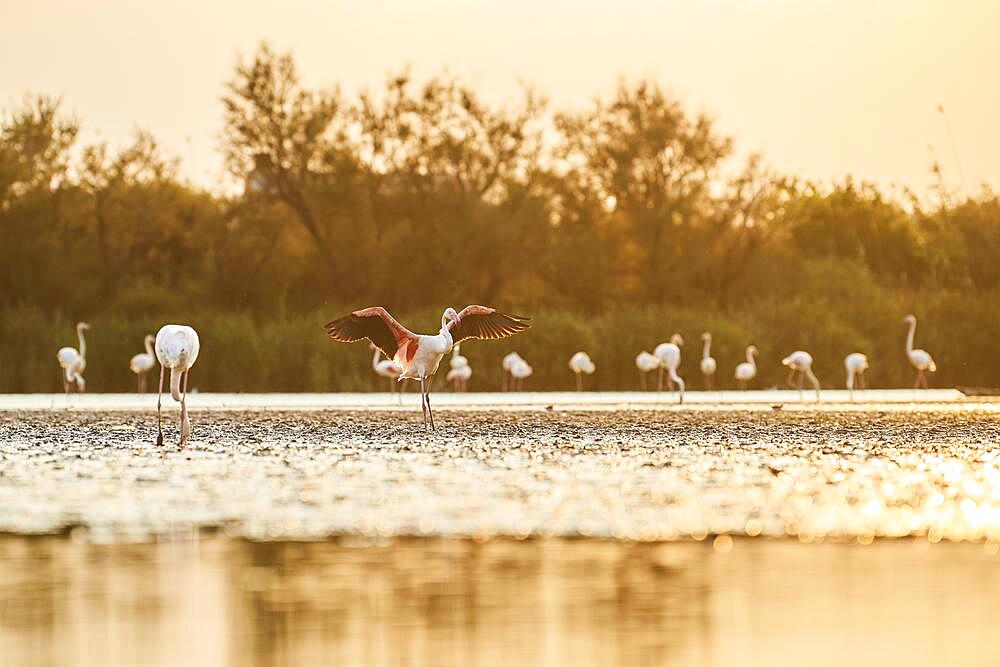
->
325, 307, 416, 359
448, 306, 531, 344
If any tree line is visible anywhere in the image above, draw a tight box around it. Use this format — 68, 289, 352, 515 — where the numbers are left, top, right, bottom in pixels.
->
1, 43, 998, 392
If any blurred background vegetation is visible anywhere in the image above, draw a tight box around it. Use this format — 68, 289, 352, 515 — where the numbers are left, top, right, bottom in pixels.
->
1, 44, 997, 393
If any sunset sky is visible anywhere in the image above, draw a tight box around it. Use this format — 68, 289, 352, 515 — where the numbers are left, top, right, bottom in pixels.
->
2, 0, 997, 193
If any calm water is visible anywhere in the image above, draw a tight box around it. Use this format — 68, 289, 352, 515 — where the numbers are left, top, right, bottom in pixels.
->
2, 535, 1000, 667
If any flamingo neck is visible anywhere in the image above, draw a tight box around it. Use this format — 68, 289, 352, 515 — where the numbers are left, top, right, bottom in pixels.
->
906, 319, 916, 354
439, 316, 455, 349
372, 348, 381, 370
77, 327, 87, 360
746, 349, 756, 367
702, 338, 711, 360
144, 336, 154, 356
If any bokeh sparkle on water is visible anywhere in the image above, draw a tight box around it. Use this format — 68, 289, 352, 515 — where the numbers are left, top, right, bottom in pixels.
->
1, 403, 998, 543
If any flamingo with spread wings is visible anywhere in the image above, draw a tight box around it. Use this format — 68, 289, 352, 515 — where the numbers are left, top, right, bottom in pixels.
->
325, 306, 530, 429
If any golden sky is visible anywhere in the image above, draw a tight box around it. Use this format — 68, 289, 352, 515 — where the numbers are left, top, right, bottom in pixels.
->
2, 0, 998, 193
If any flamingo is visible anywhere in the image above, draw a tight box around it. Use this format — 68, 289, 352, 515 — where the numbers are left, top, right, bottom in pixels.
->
734, 345, 758, 390
903, 314, 937, 388
372, 343, 403, 393
155, 324, 200, 446
450, 343, 469, 370
568, 351, 595, 391
501, 351, 524, 392
782, 350, 820, 402
700, 332, 717, 390
325, 306, 530, 429
845, 352, 869, 400
446, 344, 472, 392
654, 334, 685, 402
509, 357, 533, 391
129, 334, 156, 393
447, 364, 472, 392
635, 351, 659, 390
56, 322, 90, 393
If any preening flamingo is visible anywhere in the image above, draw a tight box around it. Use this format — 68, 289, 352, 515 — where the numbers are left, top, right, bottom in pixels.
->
568, 351, 595, 391
635, 351, 659, 390
56, 322, 90, 393
903, 315, 936, 388
129, 334, 156, 393
700, 332, 717, 390
844, 352, 868, 399
734, 345, 758, 390
325, 306, 530, 429
155, 324, 200, 446
509, 357, 533, 391
782, 350, 820, 401
372, 343, 403, 393
654, 334, 685, 402
501, 351, 524, 392
446, 344, 472, 392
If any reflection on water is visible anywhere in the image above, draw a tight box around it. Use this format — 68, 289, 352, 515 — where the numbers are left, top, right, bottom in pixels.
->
2, 535, 1000, 666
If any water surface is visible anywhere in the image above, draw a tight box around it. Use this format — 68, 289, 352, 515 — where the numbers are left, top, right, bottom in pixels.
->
2, 535, 999, 667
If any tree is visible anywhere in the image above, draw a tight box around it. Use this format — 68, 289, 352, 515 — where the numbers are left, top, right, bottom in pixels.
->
222, 42, 345, 285
552, 80, 732, 303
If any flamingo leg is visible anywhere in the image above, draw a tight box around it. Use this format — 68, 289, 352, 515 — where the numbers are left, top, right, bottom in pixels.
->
180, 370, 190, 445
706, 374, 713, 391
576, 373, 582, 392
156, 365, 165, 446
915, 370, 923, 389
858, 372, 866, 390
420, 376, 428, 429
657, 367, 664, 392
786, 368, 797, 389
667, 376, 674, 392
137, 374, 142, 394
426, 380, 435, 430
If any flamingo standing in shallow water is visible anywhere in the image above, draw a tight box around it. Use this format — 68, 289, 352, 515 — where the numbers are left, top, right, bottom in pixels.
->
155, 324, 200, 446
568, 351, 595, 391
635, 351, 659, 390
782, 350, 820, 402
326, 306, 530, 429
734, 345, 758, 390
372, 343, 403, 393
501, 351, 524, 392
129, 334, 156, 393
56, 322, 90, 393
509, 357, 533, 391
903, 315, 936, 388
845, 352, 868, 400
654, 334, 685, 402
700, 333, 717, 390
446, 344, 472, 392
